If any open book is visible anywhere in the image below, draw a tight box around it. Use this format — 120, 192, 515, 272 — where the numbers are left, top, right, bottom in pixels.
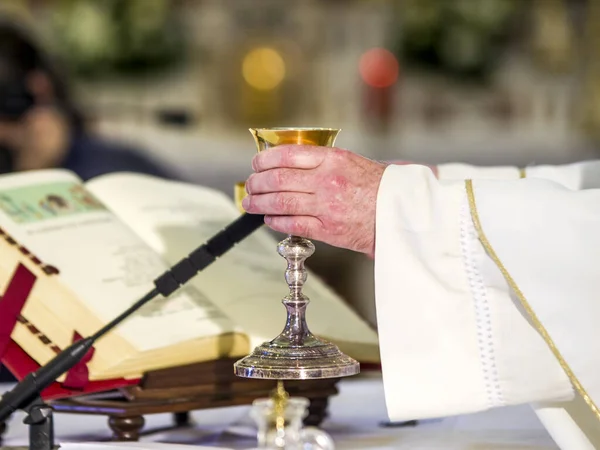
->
0, 169, 379, 393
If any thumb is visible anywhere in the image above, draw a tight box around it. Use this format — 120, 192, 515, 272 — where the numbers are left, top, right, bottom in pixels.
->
265, 215, 322, 240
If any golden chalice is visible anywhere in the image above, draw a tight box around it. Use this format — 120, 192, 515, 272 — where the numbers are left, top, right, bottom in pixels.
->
234, 181, 248, 213
233, 128, 360, 380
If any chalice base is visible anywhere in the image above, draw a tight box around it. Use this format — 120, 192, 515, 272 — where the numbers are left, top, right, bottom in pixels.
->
233, 338, 360, 380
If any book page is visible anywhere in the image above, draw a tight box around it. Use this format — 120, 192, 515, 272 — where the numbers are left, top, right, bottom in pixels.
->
0, 170, 235, 353
86, 173, 379, 358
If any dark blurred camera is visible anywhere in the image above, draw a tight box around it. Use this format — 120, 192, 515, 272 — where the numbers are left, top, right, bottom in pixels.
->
0, 77, 31, 173
0, 142, 14, 174
0, 77, 34, 121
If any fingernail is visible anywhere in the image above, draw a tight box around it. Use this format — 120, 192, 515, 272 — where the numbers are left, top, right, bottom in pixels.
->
264, 215, 272, 224
242, 197, 250, 210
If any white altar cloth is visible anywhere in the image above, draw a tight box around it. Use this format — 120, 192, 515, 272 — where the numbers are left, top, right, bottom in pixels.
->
1, 373, 558, 449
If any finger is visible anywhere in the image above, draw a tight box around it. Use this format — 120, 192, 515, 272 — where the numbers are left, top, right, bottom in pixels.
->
252, 145, 328, 172
242, 192, 318, 216
246, 169, 316, 194
264, 215, 323, 240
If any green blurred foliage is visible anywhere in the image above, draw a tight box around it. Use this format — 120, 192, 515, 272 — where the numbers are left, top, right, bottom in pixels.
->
50, 0, 187, 78
394, 0, 518, 82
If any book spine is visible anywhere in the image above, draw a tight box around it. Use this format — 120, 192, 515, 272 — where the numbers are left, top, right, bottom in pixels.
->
0, 226, 96, 392
14, 315, 62, 356
0, 225, 64, 358
0, 226, 60, 276
0, 227, 140, 399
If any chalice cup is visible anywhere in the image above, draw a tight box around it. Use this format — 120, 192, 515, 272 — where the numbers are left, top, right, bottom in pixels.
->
233, 128, 360, 380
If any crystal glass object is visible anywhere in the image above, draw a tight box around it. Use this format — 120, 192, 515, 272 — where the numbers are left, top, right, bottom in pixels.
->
233, 128, 360, 380
249, 386, 335, 450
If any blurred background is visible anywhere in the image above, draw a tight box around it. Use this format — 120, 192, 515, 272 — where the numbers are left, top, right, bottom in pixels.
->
1, 0, 599, 326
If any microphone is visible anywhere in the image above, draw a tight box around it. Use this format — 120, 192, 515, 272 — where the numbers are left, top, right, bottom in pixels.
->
152, 211, 266, 298
0, 213, 265, 422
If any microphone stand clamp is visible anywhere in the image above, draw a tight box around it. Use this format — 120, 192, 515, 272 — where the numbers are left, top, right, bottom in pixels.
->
21, 395, 56, 450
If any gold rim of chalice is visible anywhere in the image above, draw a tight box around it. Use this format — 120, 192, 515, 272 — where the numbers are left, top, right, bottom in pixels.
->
249, 127, 341, 149
250, 127, 340, 131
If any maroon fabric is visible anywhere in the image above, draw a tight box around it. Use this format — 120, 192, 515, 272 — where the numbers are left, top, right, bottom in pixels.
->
0, 262, 139, 398
62, 331, 95, 390
0, 263, 36, 358
2, 339, 138, 399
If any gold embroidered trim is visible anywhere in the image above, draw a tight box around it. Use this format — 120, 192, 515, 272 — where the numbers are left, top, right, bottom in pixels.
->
465, 179, 600, 421
519, 167, 526, 179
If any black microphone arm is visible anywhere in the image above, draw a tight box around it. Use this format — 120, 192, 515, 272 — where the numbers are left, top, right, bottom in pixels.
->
0, 213, 265, 422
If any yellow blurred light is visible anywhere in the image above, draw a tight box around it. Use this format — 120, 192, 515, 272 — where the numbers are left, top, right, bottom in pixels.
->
242, 47, 286, 91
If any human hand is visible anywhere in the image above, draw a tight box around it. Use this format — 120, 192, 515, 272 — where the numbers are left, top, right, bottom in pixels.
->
243, 145, 386, 256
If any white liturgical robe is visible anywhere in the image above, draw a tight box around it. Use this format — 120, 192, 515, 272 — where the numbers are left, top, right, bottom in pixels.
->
374, 160, 600, 449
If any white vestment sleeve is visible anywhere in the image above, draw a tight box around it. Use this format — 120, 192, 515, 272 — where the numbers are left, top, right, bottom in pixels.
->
473, 177, 600, 449
525, 160, 600, 190
375, 165, 594, 423
438, 160, 600, 190
437, 163, 521, 180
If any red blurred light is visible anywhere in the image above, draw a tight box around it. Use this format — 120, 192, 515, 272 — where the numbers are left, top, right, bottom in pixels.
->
359, 48, 400, 88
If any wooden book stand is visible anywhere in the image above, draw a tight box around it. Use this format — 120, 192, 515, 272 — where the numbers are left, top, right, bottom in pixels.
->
0, 358, 339, 442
